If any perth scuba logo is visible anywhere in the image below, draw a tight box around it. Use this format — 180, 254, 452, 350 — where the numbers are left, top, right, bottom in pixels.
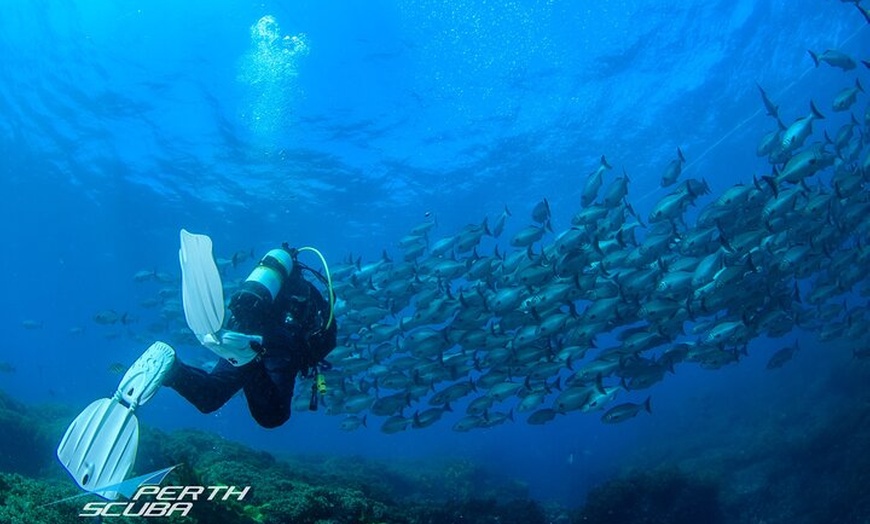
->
78, 485, 251, 518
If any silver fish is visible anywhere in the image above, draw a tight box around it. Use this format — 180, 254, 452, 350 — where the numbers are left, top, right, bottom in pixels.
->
781, 101, 824, 152
601, 397, 652, 423
808, 49, 856, 70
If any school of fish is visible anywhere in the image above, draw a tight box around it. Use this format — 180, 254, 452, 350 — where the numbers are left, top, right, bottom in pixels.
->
101, 29, 870, 434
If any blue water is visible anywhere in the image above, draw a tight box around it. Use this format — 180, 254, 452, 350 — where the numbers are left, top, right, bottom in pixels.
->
1, 0, 867, 507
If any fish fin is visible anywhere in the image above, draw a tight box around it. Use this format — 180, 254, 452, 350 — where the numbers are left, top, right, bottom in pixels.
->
715, 221, 734, 254
594, 373, 606, 395
761, 174, 779, 198
810, 100, 825, 120
568, 302, 580, 319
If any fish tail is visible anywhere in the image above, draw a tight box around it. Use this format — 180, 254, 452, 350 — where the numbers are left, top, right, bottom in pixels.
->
600, 154, 612, 170
643, 396, 652, 414
594, 373, 606, 395
807, 49, 819, 67
762, 173, 779, 198
810, 100, 825, 120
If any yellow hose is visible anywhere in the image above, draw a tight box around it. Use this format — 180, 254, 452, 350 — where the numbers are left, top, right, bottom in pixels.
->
298, 246, 335, 330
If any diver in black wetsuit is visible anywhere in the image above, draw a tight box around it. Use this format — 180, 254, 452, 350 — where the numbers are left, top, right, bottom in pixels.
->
165, 245, 337, 428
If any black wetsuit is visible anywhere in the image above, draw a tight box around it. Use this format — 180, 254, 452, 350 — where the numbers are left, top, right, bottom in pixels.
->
165, 268, 336, 428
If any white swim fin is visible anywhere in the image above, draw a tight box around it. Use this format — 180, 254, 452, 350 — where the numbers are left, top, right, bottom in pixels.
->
179, 229, 225, 338
57, 342, 176, 499
56, 398, 138, 500
179, 229, 261, 366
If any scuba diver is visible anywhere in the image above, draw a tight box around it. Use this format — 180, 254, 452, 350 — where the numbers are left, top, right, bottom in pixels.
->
56, 231, 337, 498
164, 243, 337, 428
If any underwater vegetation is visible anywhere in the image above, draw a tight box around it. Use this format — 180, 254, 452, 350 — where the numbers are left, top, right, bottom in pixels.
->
0, 472, 90, 524
0, 393, 68, 478
573, 467, 722, 524
137, 428, 544, 523
0, 388, 551, 523
2, 354, 868, 524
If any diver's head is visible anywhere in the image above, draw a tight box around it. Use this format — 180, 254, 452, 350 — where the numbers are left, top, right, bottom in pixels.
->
228, 247, 294, 333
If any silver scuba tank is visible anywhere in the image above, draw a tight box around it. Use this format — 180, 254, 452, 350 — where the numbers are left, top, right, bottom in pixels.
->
228, 248, 295, 333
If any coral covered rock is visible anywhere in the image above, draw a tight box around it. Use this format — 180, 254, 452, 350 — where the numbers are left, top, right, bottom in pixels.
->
574, 467, 722, 524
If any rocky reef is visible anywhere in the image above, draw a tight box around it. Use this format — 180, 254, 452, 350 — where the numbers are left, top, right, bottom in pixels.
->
0, 390, 553, 523
570, 355, 870, 524
0, 353, 867, 524
573, 467, 722, 524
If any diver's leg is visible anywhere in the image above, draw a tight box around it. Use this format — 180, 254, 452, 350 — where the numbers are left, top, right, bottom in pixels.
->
242, 357, 296, 428
164, 359, 256, 414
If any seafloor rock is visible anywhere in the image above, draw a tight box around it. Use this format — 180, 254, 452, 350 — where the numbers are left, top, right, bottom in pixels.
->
0, 391, 70, 477
405, 497, 549, 524
572, 467, 723, 524
0, 472, 98, 524
0, 389, 554, 524
136, 427, 544, 524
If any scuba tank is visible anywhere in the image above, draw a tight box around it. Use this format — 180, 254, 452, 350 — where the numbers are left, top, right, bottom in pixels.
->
229, 247, 295, 334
